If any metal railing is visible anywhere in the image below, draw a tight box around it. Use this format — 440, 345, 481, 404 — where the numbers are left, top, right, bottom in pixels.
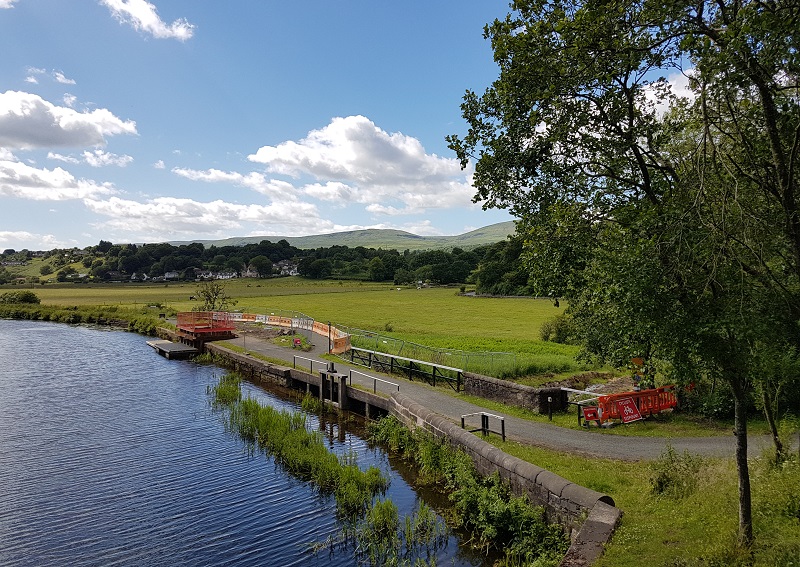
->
461, 411, 506, 441
347, 347, 463, 392
292, 355, 327, 374
348, 369, 399, 395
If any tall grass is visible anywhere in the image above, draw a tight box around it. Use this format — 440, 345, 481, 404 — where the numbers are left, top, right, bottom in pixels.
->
368, 416, 569, 566
211, 373, 452, 565
210, 372, 387, 519
487, 437, 800, 567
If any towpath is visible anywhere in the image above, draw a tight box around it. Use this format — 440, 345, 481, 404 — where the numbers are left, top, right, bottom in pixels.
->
226, 329, 783, 462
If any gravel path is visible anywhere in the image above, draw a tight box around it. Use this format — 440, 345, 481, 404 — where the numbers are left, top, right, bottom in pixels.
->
228, 328, 782, 461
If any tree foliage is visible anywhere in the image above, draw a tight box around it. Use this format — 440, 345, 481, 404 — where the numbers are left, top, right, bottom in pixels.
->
193, 281, 237, 312
448, 0, 800, 548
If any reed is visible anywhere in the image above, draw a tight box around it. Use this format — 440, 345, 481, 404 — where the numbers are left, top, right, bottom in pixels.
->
210, 373, 388, 518
368, 416, 569, 565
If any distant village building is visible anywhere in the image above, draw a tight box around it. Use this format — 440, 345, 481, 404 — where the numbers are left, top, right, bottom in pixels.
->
275, 260, 298, 276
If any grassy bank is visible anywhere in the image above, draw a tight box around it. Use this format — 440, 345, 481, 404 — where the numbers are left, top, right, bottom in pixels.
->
490, 438, 800, 566
0, 302, 166, 335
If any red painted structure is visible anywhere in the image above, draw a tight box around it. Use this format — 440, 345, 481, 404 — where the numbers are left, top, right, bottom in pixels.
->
176, 311, 236, 346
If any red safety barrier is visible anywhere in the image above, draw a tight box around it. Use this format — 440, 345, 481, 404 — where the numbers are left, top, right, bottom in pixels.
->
176, 311, 235, 333
589, 386, 677, 424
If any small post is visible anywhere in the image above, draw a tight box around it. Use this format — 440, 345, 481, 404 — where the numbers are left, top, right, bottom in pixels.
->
328, 321, 332, 354
547, 396, 553, 421
338, 374, 347, 410
501, 418, 505, 442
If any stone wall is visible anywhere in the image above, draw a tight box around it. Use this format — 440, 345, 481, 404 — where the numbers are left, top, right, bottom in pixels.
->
464, 372, 568, 413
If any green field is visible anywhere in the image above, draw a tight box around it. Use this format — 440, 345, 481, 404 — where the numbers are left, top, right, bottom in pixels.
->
24, 277, 586, 376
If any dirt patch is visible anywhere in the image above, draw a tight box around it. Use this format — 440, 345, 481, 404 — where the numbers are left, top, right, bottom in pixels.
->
234, 321, 289, 340
540, 371, 619, 392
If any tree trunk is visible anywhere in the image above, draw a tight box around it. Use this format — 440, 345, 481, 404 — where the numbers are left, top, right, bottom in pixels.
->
761, 387, 785, 464
733, 393, 753, 548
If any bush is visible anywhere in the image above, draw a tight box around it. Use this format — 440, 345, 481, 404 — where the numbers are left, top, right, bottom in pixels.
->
0, 290, 41, 304
650, 443, 704, 499
539, 313, 574, 343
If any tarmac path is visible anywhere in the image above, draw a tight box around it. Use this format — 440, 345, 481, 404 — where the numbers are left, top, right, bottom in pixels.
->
227, 328, 784, 462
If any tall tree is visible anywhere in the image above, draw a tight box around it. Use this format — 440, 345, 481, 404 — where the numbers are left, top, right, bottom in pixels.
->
448, 0, 799, 548
194, 281, 237, 312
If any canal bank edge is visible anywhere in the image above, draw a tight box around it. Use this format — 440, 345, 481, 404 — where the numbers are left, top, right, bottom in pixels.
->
190, 338, 622, 566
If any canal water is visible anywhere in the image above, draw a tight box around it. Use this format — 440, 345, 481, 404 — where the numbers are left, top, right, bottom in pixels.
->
0, 320, 486, 566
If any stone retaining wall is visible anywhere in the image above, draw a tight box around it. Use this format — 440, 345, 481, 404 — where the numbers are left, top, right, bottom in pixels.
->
464, 372, 568, 413
389, 393, 621, 566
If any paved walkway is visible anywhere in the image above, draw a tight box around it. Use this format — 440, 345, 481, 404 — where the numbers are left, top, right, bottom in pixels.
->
228, 329, 783, 461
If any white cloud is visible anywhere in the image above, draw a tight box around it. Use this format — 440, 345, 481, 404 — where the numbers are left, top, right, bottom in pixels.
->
0, 90, 137, 149
365, 203, 410, 216
644, 69, 696, 116
24, 76, 38, 84
302, 181, 354, 202
47, 152, 81, 164
48, 149, 132, 167
53, 71, 76, 85
248, 115, 475, 215
153, 159, 165, 169
172, 167, 299, 200
0, 230, 75, 250
0, 157, 117, 200
83, 149, 133, 167
63, 94, 78, 107
100, 0, 195, 41
84, 196, 327, 241
0, 0, 18, 9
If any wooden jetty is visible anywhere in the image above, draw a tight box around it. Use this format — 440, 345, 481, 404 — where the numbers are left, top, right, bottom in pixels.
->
147, 339, 199, 360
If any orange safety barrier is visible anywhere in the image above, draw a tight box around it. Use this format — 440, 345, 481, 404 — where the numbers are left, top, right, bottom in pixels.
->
590, 386, 677, 424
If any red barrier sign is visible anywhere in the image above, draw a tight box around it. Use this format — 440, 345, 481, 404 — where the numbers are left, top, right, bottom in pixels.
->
616, 397, 642, 423
583, 406, 600, 421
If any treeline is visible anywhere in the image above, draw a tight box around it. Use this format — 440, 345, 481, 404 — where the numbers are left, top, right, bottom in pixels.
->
1, 236, 534, 293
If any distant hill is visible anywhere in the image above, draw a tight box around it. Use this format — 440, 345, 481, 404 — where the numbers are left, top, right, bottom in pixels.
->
169, 221, 516, 251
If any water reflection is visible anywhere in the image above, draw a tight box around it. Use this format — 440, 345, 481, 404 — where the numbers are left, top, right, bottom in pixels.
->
0, 320, 487, 566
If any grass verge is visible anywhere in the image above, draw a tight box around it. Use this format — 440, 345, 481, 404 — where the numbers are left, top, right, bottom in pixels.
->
487, 438, 800, 566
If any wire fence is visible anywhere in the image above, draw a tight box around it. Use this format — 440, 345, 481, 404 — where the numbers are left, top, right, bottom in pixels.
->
337, 324, 516, 376
238, 309, 519, 376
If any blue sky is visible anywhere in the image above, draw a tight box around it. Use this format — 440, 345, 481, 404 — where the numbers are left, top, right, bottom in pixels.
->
0, 0, 515, 251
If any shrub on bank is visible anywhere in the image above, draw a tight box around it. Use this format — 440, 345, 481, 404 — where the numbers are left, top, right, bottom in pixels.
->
0, 303, 163, 336
0, 290, 40, 304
